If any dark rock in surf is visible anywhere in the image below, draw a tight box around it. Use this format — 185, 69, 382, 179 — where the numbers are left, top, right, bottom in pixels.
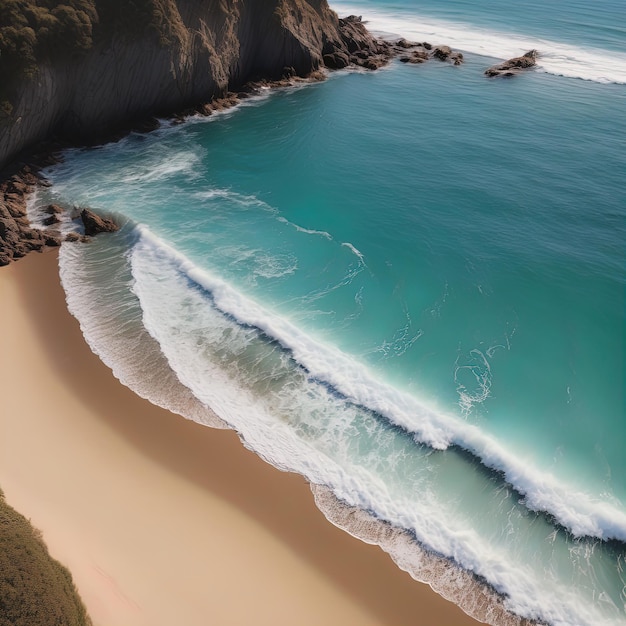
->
323, 15, 394, 71
432, 45, 452, 60
400, 49, 429, 64
396, 38, 418, 49
450, 52, 464, 65
43, 214, 60, 226
432, 46, 464, 65
485, 50, 538, 77
80, 208, 119, 237
43, 230, 62, 247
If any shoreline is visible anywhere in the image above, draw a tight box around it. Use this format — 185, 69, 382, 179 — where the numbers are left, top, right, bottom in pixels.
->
0, 249, 482, 625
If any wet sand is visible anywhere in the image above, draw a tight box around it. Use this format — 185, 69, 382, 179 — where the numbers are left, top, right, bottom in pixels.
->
0, 249, 482, 626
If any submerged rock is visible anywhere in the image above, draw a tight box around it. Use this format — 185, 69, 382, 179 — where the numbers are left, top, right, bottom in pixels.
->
399, 49, 429, 64
43, 214, 60, 226
485, 50, 538, 77
395, 38, 418, 49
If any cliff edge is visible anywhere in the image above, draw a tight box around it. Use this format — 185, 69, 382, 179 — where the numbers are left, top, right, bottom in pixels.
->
0, 0, 387, 172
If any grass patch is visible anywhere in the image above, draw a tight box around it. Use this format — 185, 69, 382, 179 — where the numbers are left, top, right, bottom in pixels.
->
0, 488, 92, 626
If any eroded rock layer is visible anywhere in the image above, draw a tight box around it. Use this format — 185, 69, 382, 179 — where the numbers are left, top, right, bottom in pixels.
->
0, 1, 386, 172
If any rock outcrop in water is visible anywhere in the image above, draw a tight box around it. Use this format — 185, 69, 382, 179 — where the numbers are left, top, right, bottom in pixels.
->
397, 41, 463, 65
484, 50, 538, 77
0, 2, 464, 264
80, 208, 119, 237
0, 165, 61, 265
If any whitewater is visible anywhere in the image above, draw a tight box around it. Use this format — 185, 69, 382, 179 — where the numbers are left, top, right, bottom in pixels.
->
332, 0, 626, 83
52, 221, 625, 626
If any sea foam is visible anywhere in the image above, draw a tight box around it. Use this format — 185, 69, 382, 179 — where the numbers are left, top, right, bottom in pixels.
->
127, 225, 626, 544
331, 1, 626, 84
58, 223, 226, 430
57, 224, 626, 625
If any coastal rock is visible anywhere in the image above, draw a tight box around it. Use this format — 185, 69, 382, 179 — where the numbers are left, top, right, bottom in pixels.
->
323, 51, 350, 69
323, 15, 393, 70
399, 49, 429, 64
450, 52, 464, 65
0, 1, 393, 171
43, 214, 60, 226
0, 168, 50, 263
43, 230, 62, 247
395, 38, 419, 49
432, 45, 452, 61
485, 50, 538, 77
432, 46, 464, 65
80, 208, 119, 237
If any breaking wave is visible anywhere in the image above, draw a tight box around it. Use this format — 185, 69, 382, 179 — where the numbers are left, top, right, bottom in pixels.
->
58, 223, 626, 626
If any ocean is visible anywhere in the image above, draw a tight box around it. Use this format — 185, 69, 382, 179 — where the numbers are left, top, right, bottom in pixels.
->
31, 0, 625, 623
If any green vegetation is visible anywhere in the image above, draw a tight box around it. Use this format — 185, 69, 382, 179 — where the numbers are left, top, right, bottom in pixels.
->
0, 0, 187, 123
0, 0, 98, 124
0, 0, 98, 76
0, 488, 92, 626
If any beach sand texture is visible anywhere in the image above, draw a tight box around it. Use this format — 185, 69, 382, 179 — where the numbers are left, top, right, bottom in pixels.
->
0, 249, 481, 626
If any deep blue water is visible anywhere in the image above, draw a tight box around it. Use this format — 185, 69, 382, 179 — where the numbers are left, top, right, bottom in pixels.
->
35, 1, 626, 623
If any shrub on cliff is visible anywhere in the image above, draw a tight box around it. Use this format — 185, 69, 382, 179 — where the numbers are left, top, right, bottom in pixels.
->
0, 0, 98, 123
0, 0, 188, 121
0, 488, 92, 626
0, 1, 97, 72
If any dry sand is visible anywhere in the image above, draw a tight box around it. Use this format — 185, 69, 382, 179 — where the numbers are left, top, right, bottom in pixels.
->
0, 249, 482, 626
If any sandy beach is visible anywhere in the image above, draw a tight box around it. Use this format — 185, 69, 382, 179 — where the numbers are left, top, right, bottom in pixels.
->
0, 248, 481, 626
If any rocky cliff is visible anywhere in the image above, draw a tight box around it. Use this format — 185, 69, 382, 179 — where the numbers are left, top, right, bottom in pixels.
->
0, 0, 387, 172
0, 0, 393, 264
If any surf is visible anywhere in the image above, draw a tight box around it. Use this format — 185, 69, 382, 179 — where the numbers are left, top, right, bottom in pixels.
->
56, 223, 626, 626
331, 1, 626, 83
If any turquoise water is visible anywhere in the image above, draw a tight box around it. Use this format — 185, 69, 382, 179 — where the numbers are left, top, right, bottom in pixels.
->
37, 1, 625, 624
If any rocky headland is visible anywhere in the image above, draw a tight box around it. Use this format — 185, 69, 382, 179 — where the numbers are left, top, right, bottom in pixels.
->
0, 2, 391, 173
0, 1, 465, 264
485, 50, 538, 77
0, 1, 386, 263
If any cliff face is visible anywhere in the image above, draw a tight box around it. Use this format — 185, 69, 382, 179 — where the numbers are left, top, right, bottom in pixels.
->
0, 0, 393, 264
0, 0, 371, 172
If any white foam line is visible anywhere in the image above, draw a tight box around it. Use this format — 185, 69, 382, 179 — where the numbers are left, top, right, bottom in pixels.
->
341, 241, 366, 264
127, 227, 624, 626
130, 224, 626, 543
277, 216, 333, 240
